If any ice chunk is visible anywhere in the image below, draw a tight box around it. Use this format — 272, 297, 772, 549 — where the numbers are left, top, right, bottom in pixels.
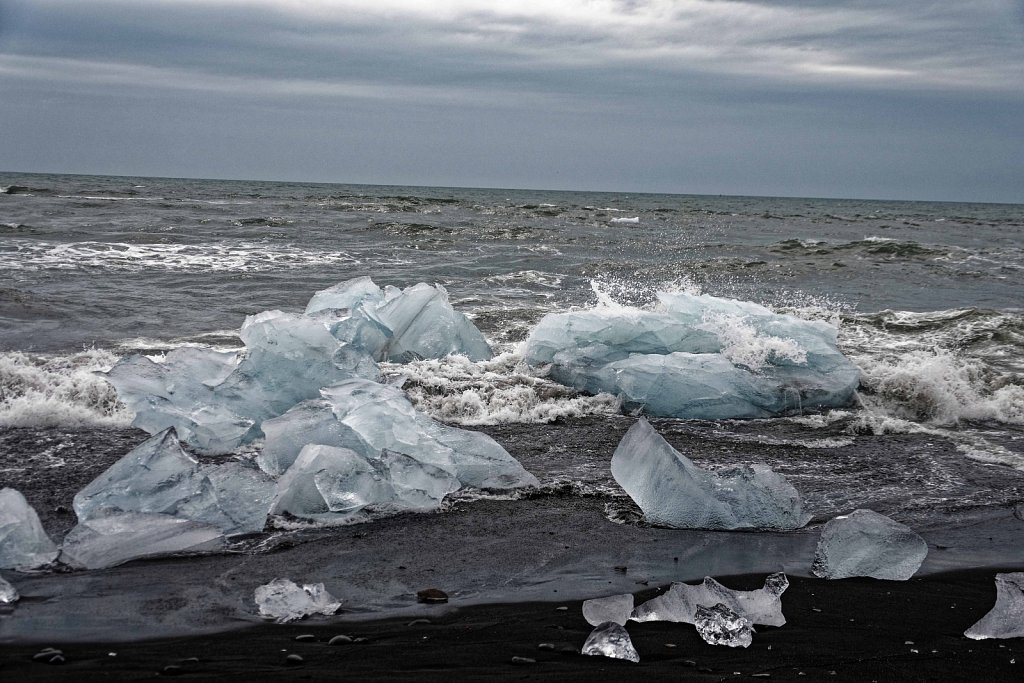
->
581, 621, 640, 663
0, 488, 59, 570
271, 445, 394, 522
201, 461, 276, 535
812, 509, 927, 580
611, 419, 808, 530
694, 603, 754, 648
631, 573, 789, 626
964, 572, 1024, 640
583, 593, 634, 626
305, 276, 384, 315
258, 399, 370, 476
254, 578, 342, 623
60, 511, 225, 570
0, 575, 18, 603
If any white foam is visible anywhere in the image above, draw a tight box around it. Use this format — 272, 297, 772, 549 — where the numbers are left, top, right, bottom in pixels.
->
699, 312, 807, 370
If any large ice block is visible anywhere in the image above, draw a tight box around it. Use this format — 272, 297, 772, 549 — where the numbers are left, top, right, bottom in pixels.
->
522, 290, 860, 419
60, 511, 225, 570
694, 603, 754, 647
305, 276, 385, 315
811, 509, 927, 580
581, 621, 640, 663
964, 572, 1024, 640
254, 578, 342, 623
583, 593, 634, 626
272, 445, 393, 522
0, 575, 17, 603
0, 488, 59, 570
202, 461, 276, 535
631, 573, 789, 626
611, 419, 808, 530
257, 399, 370, 476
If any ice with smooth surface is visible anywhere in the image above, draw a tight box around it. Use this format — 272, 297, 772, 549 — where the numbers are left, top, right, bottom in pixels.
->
812, 509, 928, 580
583, 593, 635, 626
60, 511, 225, 570
0, 575, 19, 603
0, 488, 59, 570
964, 572, 1024, 640
694, 603, 754, 648
631, 573, 789, 626
254, 578, 342, 623
523, 290, 861, 419
611, 419, 809, 530
581, 621, 640, 663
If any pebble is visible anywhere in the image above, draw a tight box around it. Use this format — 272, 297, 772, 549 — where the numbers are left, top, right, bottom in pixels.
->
664, 643, 677, 648
416, 588, 448, 604
555, 606, 568, 611
752, 674, 771, 679
47, 655, 66, 665
682, 660, 696, 667
537, 643, 555, 651
407, 619, 432, 626
294, 634, 317, 642
511, 656, 536, 665
32, 649, 63, 663
353, 637, 369, 644
161, 665, 183, 676
328, 635, 353, 645
285, 654, 304, 665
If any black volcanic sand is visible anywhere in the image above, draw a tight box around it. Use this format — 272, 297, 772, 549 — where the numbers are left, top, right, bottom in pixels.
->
3, 571, 1023, 681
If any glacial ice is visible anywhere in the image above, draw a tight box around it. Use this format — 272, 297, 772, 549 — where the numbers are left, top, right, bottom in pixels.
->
60, 511, 225, 570
611, 419, 809, 530
73, 428, 274, 536
964, 572, 1024, 640
581, 621, 640, 663
0, 575, 17, 603
631, 572, 789, 626
254, 578, 342, 623
0, 488, 59, 570
694, 603, 754, 648
582, 593, 635, 626
811, 509, 927, 580
522, 290, 861, 419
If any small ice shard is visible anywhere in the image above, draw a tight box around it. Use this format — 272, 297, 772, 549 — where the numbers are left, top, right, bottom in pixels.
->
631, 573, 789, 626
811, 509, 927, 580
694, 603, 754, 648
964, 572, 1024, 640
0, 488, 59, 570
0, 575, 19, 603
254, 578, 342, 623
611, 419, 808, 530
583, 593, 635, 626
581, 621, 640, 663
60, 511, 225, 570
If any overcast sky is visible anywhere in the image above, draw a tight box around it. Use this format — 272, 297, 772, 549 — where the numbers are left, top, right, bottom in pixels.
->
1, 0, 1021, 202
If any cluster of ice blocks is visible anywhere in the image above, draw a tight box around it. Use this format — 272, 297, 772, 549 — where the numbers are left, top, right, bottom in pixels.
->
523, 291, 861, 419
611, 419, 809, 530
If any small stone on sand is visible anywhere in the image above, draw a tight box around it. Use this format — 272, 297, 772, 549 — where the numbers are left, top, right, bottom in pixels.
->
328, 635, 353, 645
285, 654, 304, 665
417, 588, 448, 603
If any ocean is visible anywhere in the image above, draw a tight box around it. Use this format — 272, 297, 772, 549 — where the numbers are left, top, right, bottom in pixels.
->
1, 171, 1022, 641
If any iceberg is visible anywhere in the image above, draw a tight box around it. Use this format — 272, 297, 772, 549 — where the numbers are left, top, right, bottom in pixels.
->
582, 593, 634, 627
0, 575, 17, 603
581, 621, 640, 663
0, 488, 59, 570
694, 603, 754, 648
631, 573, 789, 626
254, 578, 342, 623
964, 572, 1024, 640
60, 511, 225, 570
811, 509, 927, 580
523, 290, 860, 419
611, 419, 809, 530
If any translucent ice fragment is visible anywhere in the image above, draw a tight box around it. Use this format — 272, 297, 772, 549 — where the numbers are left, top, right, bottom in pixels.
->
611, 419, 808, 530
812, 509, 927, 580
581, 621, 640, 663
254, 578, 342, 623
272, 445, 395, 522
0, 488, 59, 570
631, 573, 789, 626
583, 593, 634, 626
60, 511, 225, 569
200, 461, 276, 535
965, 572, 1024, 640
694, 603, 754, 648
305, 276, 384, 315
258, 399, 370, 476
372, 282, 492, 362
0, 575, 18, 603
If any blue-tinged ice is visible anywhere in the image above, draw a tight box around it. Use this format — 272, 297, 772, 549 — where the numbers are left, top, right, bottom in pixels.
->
255, 578, 342, 623
0, 488, 59, 570
0, 575, 17, 603
304, 276, 385, 316
522, 290, 860, 419
257, 399, 368, 476
60, 511, 225, 570
964, 572, 1024, 640
631, 573, 789, 626
583, 593, 634, 626
581, 621, 640, 663
811, 509, 927, 580
611, 419, 809, 530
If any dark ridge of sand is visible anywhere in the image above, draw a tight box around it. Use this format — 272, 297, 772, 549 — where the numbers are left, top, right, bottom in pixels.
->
2, 570, 1022, 682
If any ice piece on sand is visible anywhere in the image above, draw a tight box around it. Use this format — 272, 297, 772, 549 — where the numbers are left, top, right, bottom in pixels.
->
0, 488, 59, 570
581, 621, 640, 663
60, 511, 225, 569
812, 509, 927, 580
611, 419, 808, 530
583, 593, 635, 626
255, 578, 342, 623
694, 603, 754, 647
631, 573, 789, 626
1, 575, 19, 603
964, 572, 1024, 640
